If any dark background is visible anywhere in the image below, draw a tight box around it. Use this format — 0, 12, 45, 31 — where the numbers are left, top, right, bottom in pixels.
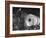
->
13, 7, 40, 17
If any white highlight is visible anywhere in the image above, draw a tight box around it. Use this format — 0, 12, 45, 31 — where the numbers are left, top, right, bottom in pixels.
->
25, 14, 40, 26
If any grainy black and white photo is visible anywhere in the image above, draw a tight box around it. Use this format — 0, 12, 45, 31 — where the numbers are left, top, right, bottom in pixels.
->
13, 7, 40, 31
